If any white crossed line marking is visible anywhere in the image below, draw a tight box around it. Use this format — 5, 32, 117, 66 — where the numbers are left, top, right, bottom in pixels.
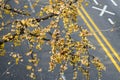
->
92, 5, 115, 16
93, 0, 118, 6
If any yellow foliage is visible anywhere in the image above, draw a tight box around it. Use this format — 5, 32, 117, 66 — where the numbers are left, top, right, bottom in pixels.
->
0, 0, 105, 80
0, 43, 4, 49
0, 11, 3, 18
85, 2, 89, 6
49, 62, 56, 72
32, 0, 40, 8
0, 49, 6, 56
37, 11, 43, 16
49, 0, 53, 4
26, 50, 33, 56
92, 57, 106, 71
14, 0, 19, 4
12, 54, 17, 58
1, 22, 4, 26
21, 19, 39, 27
29, 72, 36, 79
15, 57, 19, 64
8, 61, 11, 65
24, 5, 28, 9
37, 68, 42, 72
36, 44, 41, 50
26, 65, 32, 70
4, 10, 10, 14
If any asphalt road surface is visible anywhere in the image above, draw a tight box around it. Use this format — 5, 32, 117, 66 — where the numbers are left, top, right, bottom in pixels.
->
80, 0, 120, 80
0, 0, 120, 80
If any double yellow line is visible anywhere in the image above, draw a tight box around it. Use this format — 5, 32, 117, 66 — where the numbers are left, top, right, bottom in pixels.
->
77, 5, 120, 72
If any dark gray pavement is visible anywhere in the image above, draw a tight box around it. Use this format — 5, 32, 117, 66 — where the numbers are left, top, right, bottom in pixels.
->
0, 0, 120, 80
81, 0, 120, 80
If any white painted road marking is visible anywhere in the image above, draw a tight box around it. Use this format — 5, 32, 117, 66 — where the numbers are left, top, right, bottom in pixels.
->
27, 0, 35, 13
61, 74, 66, 80
108, 18, 115, 24
100, 5, 107, 16
93, 0, 99, 5
92, 5, 115, 16
111, 0, 118, 6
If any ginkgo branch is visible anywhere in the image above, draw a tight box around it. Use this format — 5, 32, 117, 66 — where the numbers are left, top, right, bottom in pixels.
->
36, 13, 58, 22
0, 4, 30, 16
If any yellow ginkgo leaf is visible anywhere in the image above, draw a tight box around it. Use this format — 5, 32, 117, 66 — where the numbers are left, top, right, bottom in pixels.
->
4, 10, 10, 14
39, 11, 43, 16
37, 68, 42, 72
26, 65, 32, 70
26, 50, 33, 56
29, 72, 36, 79
8, 61, 11, 65
1, 22, 4, 26
0, 43, 4, 49
24, 5, 28, 9
15, 57, 19, 64
12, 54, 17, 58
14, 0, 19, 4
85, 2, 89, 6
49, 0, 53, 4
0, 49, 6, 56
0, 11, 3, 18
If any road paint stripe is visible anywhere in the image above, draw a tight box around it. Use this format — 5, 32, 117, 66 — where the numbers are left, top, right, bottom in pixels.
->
77, 8, 120, 72
99, 5, 107, 16
92, 6, 115, 16
93, 0, 99, 5
81, 5, 120, 62
61, 74, 66, 80
108, 18, 115, 25
27, 0, 35, 13
105, 10, 115, 15
111, 0, 118, 6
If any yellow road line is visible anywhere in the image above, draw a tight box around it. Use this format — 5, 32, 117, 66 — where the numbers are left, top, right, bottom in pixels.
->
77, 8, 120, 72
80, 5, 120, 62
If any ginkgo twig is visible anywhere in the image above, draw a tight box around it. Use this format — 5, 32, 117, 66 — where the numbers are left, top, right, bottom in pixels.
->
0, 4, 30, 16
0, 30, 50, 45
0, 63, 15, 78
36, 13, 58, 22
